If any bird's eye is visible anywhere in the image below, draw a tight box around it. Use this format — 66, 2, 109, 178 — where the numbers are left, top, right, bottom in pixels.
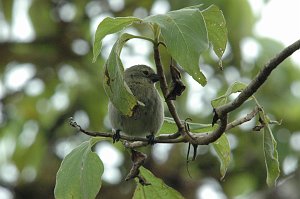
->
142, 70, 149, 76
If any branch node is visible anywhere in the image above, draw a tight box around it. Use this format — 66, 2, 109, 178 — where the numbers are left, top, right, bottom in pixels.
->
125, 150, 150, 185
212, 108, 219, 126
183, 118, 196, 142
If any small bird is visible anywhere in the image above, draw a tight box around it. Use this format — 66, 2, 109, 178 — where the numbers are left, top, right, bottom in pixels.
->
108, 65, 164, 143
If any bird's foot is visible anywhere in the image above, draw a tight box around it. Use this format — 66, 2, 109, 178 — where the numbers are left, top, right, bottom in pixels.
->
113, 129, 121, 143
146, 134, 155, 145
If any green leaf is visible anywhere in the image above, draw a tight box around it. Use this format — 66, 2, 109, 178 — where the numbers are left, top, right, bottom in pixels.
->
133, 167, 184, 199
145, 8, 209, 86
211, 81, 247, 108
54, 139, 104, 199
202, 5, 227, 61
158, 117, 212, 134
158, 117, 178, 134
224, 81, 247, 96
93, 17, 142, 62
185, 4, 204, 9
104, 33, 139, 116
259, 112, 280, 186
212, 134, 231, 180
263, 125, 280, 186
190, 123, 215, 133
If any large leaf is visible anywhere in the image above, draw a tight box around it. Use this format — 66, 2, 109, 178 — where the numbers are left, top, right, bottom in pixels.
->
259, 112, 280, 186
211, 81, 247, 108
202, 5, 227, 61
104, 33, 139, 116
145, 8, 209, 86
93, 17, 142, 62
212, 134, 231, 180
54, 139, 104, 199
133, 167, 184, 199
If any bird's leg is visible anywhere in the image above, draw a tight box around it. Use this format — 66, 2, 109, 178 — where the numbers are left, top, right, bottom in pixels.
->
146, 133, 155, 145
113, 129, 121, 143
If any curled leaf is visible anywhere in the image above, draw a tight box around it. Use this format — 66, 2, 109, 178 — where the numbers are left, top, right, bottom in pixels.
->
259, 111, 280, 186
212, 108, 219, 126
104, 33, 140, 116
93, 17, 142, 62
125, 150, 148, 184
166, 63, 186, 100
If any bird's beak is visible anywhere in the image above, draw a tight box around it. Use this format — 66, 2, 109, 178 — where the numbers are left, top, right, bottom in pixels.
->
149, 74, 160, 83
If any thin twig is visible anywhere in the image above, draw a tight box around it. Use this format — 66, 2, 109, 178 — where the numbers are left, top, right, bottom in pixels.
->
225, 106, 261, 131
193, 113, 228, 145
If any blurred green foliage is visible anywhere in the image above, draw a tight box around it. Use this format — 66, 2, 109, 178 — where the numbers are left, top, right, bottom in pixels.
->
0, 0, 299, 199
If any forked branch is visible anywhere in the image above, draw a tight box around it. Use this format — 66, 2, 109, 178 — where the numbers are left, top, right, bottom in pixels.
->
195, 39, 300, 144
72, 39, 300, 147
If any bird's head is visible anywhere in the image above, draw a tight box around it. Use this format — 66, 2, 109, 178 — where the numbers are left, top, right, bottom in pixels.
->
124, 65, 160, 85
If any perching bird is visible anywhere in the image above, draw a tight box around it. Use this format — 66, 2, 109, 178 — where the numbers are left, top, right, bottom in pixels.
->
108, 65, 164, 143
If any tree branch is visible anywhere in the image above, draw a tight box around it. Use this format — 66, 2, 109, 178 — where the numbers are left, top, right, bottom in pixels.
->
70, 107, 255, 147
225, 106, 261, 131
75, 39, 300, 146
69, 117, 185, 144
195, 39, 300, 144
221, 39, 300, 113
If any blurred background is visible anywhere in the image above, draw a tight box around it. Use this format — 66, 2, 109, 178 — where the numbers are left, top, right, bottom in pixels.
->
1, 0, 300, 198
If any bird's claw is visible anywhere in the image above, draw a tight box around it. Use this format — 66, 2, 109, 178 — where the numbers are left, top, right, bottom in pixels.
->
146, 134, 155, 145
113, 129, 121, 143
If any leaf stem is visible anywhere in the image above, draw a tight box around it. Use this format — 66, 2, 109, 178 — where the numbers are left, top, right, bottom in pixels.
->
131, 35, 155, 44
